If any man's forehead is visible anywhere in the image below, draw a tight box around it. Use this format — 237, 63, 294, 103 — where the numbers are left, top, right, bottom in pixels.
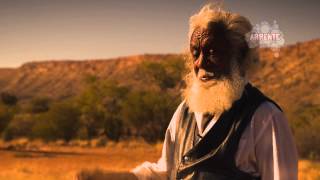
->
190, 21, 229, 47
191, 27, 209, 43
192, 27, 208, 39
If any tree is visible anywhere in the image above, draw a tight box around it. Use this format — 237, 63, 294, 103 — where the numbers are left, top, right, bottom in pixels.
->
2, 114, 35, 141
121, 90, 178, 142
0, 104, 14, 134
77, 76, 128, 140
104, 114, 123, 141
136, 58, 185, 90
291, 104, 320, 159
41, 101, 81, 141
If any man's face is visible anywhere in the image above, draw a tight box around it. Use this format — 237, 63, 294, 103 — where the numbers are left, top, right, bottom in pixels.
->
190, 22, 233, 82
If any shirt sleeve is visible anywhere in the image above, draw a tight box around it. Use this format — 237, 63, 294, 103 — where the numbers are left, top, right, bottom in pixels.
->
131, 102, 184, 180
253, 102, 298, 180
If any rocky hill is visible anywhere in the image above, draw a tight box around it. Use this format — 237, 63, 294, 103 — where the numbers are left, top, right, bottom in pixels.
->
0, 54, 177, 100
0, 39, 319, 115
252, 39, 320, 114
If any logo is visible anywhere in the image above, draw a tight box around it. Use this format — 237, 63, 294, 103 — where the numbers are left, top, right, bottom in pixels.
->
246, 21, 285, 58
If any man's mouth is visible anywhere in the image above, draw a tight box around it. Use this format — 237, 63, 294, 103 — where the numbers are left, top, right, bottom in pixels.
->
199, 71, 215, 82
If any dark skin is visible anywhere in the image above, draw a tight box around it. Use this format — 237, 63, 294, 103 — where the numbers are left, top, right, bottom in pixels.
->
190, 21, 234, 81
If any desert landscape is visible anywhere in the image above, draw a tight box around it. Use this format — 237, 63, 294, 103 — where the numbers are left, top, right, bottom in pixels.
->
0, 140, 160, 180
0, 39, 319, 179
0, 140, 319, 180
1, 0, 319, 179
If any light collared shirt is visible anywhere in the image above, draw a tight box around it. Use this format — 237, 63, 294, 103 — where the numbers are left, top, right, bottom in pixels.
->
132, 101, 298, 180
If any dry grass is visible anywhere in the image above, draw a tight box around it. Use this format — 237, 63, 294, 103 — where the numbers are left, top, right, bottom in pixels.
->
0, 140, 161, 180
299, 160, 320, 180
0, 140, 318, 180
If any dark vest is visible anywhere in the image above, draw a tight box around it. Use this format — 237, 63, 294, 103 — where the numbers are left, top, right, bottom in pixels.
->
170, 83, 281, 180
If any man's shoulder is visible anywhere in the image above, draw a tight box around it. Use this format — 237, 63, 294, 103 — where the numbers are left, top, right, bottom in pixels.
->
177, 100, 187, 113
167, 101, 188, 129
174, 100, 191, 117
252, 101, 285, 127
256, 101, 282, 116
246, 83, 282, 112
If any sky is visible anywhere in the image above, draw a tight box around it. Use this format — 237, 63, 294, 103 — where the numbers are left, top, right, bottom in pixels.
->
0, 0, 319, 67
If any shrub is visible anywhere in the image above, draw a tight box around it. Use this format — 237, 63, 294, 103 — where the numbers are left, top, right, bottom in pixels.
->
136, 59, 185, 90
31, 114, 56, 141
32, 101, 81, 141
77, 77, 128, 140
0, 104, 14, 134
2, 114, 35, 141
292, 104, 320, 159
104, 115, 123, 141
121, 90, 178, 142
48, 101, 81, 141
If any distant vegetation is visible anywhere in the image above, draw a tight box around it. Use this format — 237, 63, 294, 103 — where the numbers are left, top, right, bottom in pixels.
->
0, 58, 184, 144
0, 39, 319, 160
291, 104, 320, 159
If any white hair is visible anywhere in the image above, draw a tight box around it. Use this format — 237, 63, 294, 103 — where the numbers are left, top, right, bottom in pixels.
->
187, 3, 259, 78
182, 4, 258, 114
183, 62, 246, 114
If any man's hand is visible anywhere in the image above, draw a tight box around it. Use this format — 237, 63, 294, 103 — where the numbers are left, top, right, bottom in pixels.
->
77, 169, 138, 180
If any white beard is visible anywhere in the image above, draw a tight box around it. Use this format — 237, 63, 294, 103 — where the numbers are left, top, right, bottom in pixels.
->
183, 64, 247, 114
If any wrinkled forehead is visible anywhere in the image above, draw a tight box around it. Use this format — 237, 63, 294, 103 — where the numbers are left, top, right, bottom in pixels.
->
190, 28, 209, 43
190, 21, 229, 46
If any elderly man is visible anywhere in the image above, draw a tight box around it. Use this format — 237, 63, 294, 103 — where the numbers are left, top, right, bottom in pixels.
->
132, 4, 298, 180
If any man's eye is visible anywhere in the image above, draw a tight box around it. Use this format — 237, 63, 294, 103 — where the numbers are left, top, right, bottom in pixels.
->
208, 49, 217, 63
192, 49, 200, 58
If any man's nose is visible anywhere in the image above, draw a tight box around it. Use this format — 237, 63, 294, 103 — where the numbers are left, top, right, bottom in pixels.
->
194, 54, 205, 69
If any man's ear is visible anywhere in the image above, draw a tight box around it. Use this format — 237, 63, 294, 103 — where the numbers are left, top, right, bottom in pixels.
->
241, 47, 260, 79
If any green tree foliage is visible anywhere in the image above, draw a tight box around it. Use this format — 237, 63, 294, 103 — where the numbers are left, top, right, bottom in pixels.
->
77, 76, 128, 140
0, 104, 14, 134
48, 101, 81, 141
121, 90, 179, 142
77, 75, 108, 139
32, 101, 81, 141
128, 59, 184, 141
102, 84, 128, 141
32, 114, 56, 141
137, 59, 185, 90
0, 57, 186, 143
104, 114, 123, 141
2, 114, 35, 141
